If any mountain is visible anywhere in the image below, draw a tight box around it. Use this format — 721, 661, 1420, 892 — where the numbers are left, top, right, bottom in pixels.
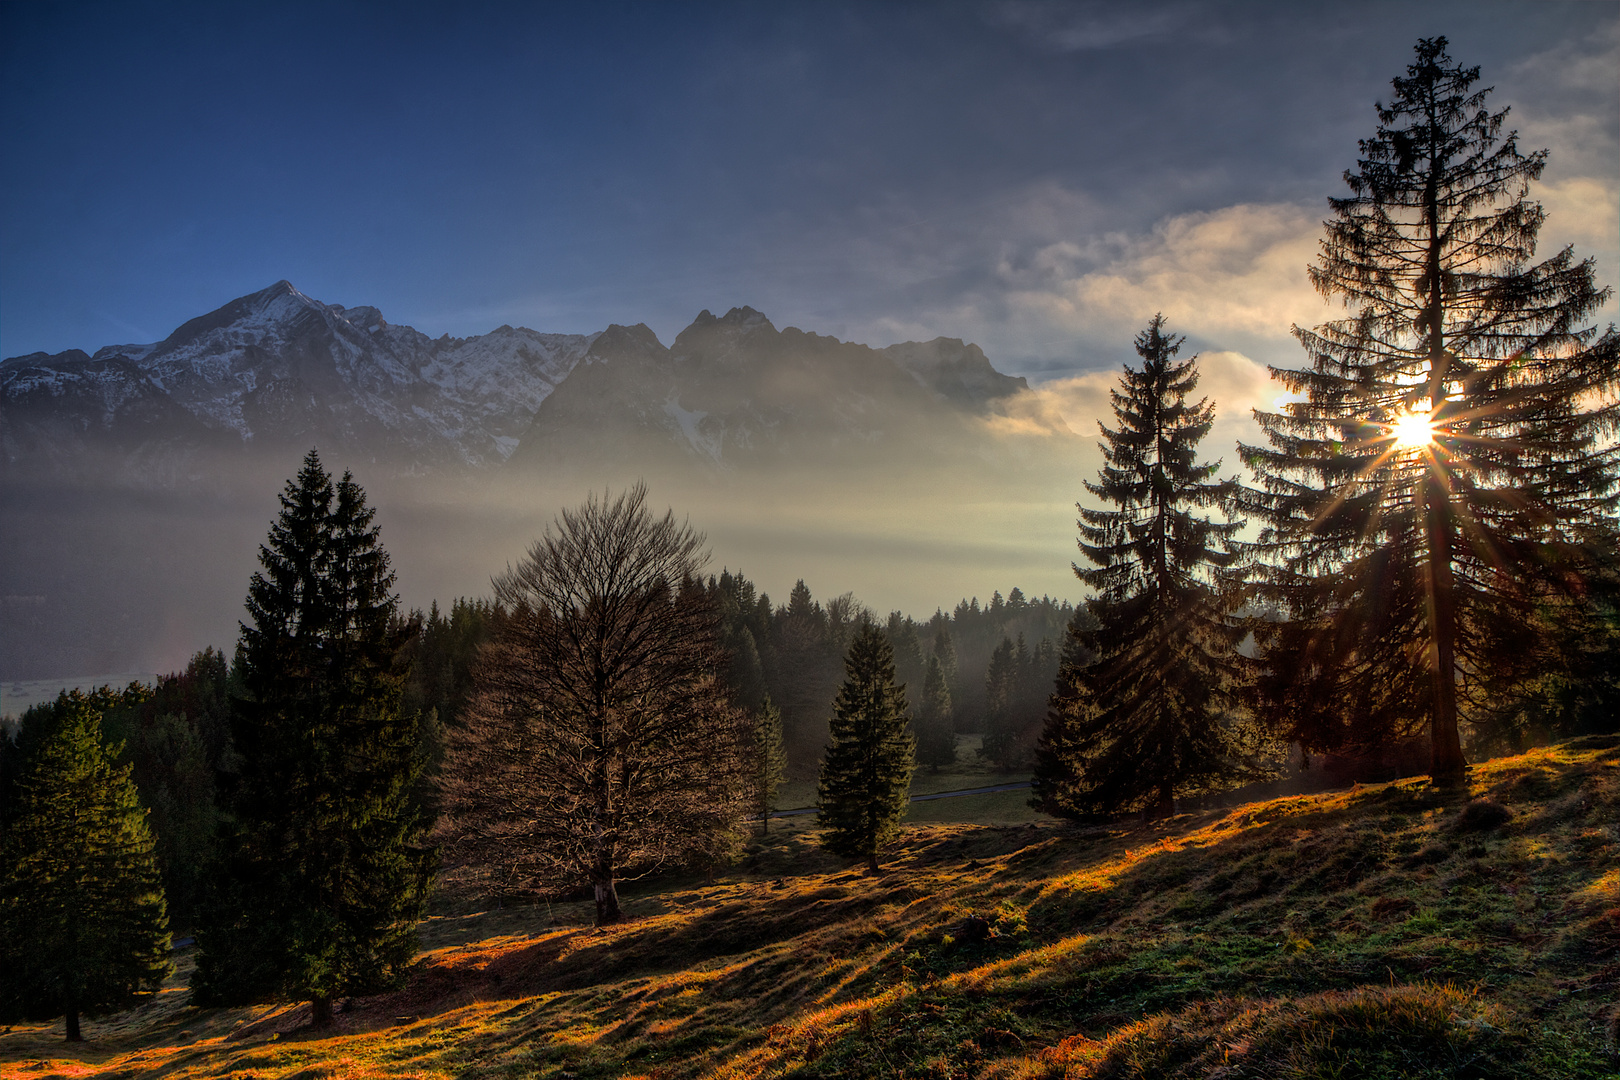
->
509, 306, 1028, 473
0, 281, 595, 480
0, 283, 1057, 681
2, 283, 1027, 486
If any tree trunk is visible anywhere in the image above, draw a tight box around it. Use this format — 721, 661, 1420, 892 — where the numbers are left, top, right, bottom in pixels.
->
65, 1009, 81, 1042
1421, 155, 1466, 785
310, 994, 335, 1028
594, 879, 622, 925
1151, 781, 1175, 819
1425, 479, 1466, 781
867, 851, 880, 874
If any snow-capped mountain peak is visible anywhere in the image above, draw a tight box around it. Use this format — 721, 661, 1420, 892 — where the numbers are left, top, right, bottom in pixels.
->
2, 284, 1029, 484
2, 282, 594, 472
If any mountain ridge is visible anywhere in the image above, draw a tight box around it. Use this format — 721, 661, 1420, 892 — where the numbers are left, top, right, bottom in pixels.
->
2, 283, 1029, 483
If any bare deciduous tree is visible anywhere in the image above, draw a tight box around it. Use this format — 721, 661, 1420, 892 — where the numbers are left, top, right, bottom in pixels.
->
436, 484, 751, 925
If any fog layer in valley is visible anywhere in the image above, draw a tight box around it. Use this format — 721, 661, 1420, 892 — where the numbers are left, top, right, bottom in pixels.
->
2, 286, 1284, 682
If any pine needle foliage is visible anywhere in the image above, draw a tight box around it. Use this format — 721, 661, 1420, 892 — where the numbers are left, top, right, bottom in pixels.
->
1239, 38, 1620, 780
817, 624, 915, 872
0, 699, 172, 1041
193, 450, 429, 1026
1033, 315, 1252, 819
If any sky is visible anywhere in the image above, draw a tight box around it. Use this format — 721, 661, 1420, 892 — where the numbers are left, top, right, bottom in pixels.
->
2, 1, 1618, 671
4, 0, 1615, 385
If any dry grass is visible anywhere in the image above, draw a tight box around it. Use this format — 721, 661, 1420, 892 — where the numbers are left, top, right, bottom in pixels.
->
2, 735, 1616, 1079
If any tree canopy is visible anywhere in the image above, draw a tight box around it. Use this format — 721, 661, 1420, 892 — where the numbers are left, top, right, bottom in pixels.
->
0, 697, 171, 1041
817, 624, 916, 871
192, 450, 430, 1026
1033, 315, 1256, 818
438, 483, 751, 925
1240, 37, 1620, 780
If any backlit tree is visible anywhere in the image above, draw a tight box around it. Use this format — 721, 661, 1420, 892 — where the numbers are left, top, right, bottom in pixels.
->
438, 485, 751, 925
913, 655, 958, 770
752, 696, 788, 835
1241, 38, 1620, 780
1032, 316, 1254, 818
817, 624, 915, 872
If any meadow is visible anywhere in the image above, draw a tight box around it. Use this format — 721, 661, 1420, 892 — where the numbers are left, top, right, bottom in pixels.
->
2, 735, 1615, 1080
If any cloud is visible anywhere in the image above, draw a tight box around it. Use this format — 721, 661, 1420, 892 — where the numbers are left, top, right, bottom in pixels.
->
999, 202, 1332, 357
985, 0, 1199, 52
1506, 19, 1620, 183
981, 177, 1616, 382
1538, 177, 1620, 264
986, 347, 1278, 463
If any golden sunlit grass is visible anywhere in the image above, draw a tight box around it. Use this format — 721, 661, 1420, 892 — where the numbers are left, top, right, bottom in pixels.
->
2, 735, 1616, 1079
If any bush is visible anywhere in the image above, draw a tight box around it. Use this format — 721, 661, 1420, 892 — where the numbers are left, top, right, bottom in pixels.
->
1453, 799, 1514, 832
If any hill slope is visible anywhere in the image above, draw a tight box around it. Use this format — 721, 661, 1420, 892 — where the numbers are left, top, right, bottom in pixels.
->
2, 736, 1615, 1079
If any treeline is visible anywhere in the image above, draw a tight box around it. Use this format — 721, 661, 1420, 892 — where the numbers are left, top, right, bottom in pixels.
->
399, 573, 1079, 781
0, 654, 233, 934
6, 568, 1079, 919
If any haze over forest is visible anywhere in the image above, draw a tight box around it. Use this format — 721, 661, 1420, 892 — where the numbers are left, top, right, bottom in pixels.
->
2, 1, 1616, 682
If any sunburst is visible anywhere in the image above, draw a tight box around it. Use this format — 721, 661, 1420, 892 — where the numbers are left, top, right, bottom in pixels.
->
1388, 408, 1437, 449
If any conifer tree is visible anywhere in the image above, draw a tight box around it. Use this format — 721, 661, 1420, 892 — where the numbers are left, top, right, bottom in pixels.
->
914, 655, 958, 770
1032, 315, 1252, 818
1241, 38, 1620, 780
931, 627, 960, 725
0, 699, 172, 1041
980, 636, 1021, 768
752, 697, 788, 835
193, 450, 430, 1026
816, 624, 915, 872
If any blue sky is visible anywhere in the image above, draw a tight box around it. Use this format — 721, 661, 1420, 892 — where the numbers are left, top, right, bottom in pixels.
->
3, 1, 1616, 383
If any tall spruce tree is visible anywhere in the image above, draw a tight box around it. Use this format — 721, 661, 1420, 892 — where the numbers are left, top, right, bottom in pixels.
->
1032, 315, 1252, 818
193, 450, 430, 1026
1240, 38, 1620, 780
0, 699, 172, 1041
931, 627, 960, 728
980, 636, 1021, 768
816, 624, 915, 872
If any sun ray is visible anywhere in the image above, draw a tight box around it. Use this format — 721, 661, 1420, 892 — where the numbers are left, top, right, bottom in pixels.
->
1389, 409, 1437, 449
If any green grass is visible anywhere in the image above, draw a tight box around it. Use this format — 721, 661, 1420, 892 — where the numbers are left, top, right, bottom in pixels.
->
775, 732, 1031, 821
2, 735, 1615, 1080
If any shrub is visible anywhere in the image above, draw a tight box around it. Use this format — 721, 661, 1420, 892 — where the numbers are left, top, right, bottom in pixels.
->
1453, 799, 1514, 832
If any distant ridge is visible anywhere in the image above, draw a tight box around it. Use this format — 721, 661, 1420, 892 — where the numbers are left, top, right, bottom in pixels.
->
2, 283, 1028, 483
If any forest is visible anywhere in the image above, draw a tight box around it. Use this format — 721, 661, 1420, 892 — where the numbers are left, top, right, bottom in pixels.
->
0, 36, 1617, 1077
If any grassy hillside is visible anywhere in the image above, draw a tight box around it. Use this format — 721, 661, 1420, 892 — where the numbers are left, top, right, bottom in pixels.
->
2, 736, 1615, 1080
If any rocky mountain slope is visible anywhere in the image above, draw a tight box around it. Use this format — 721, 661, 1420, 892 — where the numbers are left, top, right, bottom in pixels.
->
1, 282, 1027, 484
510, 305, 1027, 473
1, 281, 594, 478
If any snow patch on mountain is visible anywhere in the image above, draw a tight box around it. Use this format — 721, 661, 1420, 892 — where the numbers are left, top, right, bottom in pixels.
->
5, 281, 597, 468
3, 282, 1030, 481
664, 393, 726, 464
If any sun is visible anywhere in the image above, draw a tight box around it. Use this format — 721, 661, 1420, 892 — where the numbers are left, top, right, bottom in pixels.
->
1388, 409, 1437, 449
